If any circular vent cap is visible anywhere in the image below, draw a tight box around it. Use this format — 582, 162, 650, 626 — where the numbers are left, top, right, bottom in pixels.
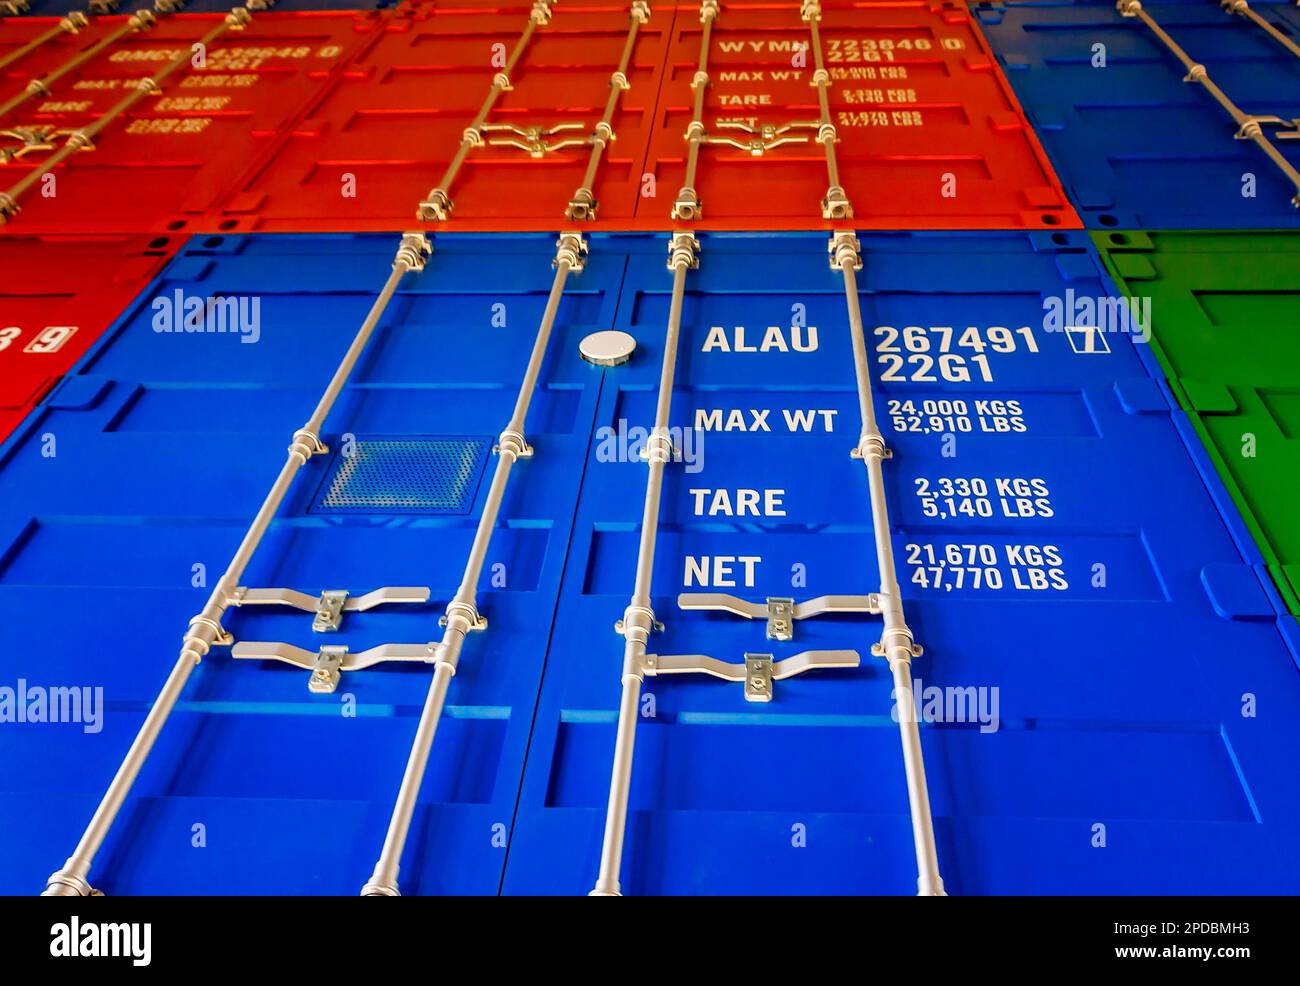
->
579, 329, 636, 367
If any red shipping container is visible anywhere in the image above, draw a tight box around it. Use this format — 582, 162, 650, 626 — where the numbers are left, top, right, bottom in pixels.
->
0, 12, 94, 80
0, 10, 383, 233
3, 2, 1078, 232
0, 232, 178, 444
213, 0, 1076, 232
218, 1, 672, 231
641, 0, 1079, 230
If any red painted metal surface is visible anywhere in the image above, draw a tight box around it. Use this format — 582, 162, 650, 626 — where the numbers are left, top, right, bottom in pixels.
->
0, 11, 382, 234
217, 2, 673, 231
213, 0, 1077, 232
0, 15, 91, 78
0, 233, 178, 444
640, 0, 1079, 230
1, 3, 1079, 233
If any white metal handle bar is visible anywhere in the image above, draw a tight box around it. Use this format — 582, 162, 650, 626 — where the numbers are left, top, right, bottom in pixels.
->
227, 585, 431, 632
638, 649, 860, 702
230, 641, 437, 693
676, 593, 881, 640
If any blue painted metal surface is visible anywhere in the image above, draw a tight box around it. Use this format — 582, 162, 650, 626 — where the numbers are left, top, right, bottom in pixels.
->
0, 232, 622, 895
502, 231, 1300, 895
974, 0, 1300, 229
2, 231, 1298, 896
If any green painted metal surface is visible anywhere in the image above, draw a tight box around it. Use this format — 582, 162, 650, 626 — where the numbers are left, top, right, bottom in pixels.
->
1094, 230, 1300, 619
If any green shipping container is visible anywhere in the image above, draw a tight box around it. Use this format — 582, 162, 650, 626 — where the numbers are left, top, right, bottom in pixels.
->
1094, 230, 1300, 624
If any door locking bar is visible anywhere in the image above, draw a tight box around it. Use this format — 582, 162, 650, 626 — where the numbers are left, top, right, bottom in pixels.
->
40, 233, 433, 897
633, 649, 860, 702
566, 0, 650, 220
1118, 0, 1300, 207
591, 233, 699, 898
677, 592, 880, 640
482, 121, 590, 158
802, 0, 853, 218
708, 119, 815, 156
0, 126, 82, 163
418, 0, 553, 220
155, 0, 275, 10
673, 0, 852, 220
226, 585, 431, 633
231, 641, 437, 694
1, 7, 253, 224
421, 3, 651, 222
0, 12, 88, 75
1222, 0, 1300, 60
672, 0, 718, 219
360, 234, 588, 898
830, 231, 945, 896
1240, 114, 1300, 140
0, 10, 154, 121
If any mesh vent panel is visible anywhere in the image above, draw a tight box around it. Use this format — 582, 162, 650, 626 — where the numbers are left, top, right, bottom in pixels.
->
310, 437, 491, 515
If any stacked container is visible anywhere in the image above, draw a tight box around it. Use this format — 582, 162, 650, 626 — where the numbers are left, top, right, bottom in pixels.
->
0, 0, 1296, 897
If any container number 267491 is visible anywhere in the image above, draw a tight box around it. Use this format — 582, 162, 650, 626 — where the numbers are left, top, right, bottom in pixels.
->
874, 325, 1039, 383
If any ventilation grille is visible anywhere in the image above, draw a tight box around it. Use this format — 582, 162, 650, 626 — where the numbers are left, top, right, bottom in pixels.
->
310, 437, 491, 515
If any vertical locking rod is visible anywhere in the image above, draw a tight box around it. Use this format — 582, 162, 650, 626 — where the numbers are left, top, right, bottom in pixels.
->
801, 0, 852, 218
1223, 0, 1300, 60
566, 2, 651, 220
831, 232, 945, 897
672, 0, 719, 220
41, 233, 433, 896
0, 11, 154, 120
590, 232, 699, 897
361, 234, 588, 897
0, 11, 89, 76
0, 8, 251, 223
419, 0, 553, 220
1118, 0, 1300, 207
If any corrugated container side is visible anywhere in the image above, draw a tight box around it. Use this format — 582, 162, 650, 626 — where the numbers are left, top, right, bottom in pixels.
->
2, 1, 398, 17
973, 0, 1300, 229
0, 10, 384, 233
0, 231, 621, 895
503, 230, 1300, 895
1093, 228, 1300, 650
210, 0, 1081, 233
216, 1, 674, 231
0, 232, 179, 445
638, 0, 1079, 230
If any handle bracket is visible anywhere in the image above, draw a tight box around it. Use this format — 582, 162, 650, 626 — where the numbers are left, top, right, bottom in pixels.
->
676, 593, 880, 640
638, 649, 859, 702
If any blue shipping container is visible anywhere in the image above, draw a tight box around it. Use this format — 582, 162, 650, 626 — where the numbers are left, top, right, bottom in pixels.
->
974, 0, 1300, 229
1, 231, 1297, 896
0, 232, 622, 895
502, 231, 1300, 895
